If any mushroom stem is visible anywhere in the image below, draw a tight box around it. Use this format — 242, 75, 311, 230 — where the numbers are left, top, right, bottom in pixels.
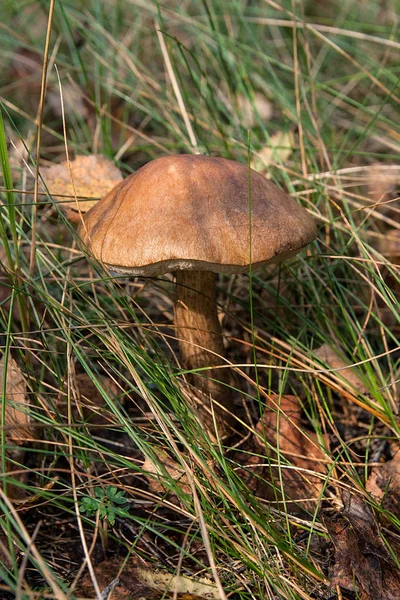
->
174, 270, 234, 439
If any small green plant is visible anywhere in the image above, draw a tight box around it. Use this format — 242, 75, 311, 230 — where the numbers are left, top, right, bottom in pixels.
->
79, 486, 129, 525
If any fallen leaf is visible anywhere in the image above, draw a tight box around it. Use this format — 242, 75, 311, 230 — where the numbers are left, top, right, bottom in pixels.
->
378, 228, 400, 264
41, 155, 123, 223
238, 395, 327, 511
251, 131, 294, 176
258, 395, 327, 506
75, 372, 119, 424
366, 450, 400, 519
367, 164, 398, 208
0, 356, 33, 500
10, 476, 59, 507
12, 6, 53, 45
0, 356, 32, 445
0, 247, 13, 311
7, 134, 30, 177
0, 528, 13, 572
77, 556, 133, 599
133, 564, 220, 599
0, 245, 26, 324
368, 228, 400, 327
57, 372, 120, 428
78, 556, 220, 599
314, 342, 369, 395
47, 83, 89, 120
143, 449, 191, 496
237, 93, 273, 128
9, 48, 42, 97
323, 491, 400, 600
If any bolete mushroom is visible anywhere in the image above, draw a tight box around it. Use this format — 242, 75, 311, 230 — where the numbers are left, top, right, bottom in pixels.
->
79, 155, 316, 439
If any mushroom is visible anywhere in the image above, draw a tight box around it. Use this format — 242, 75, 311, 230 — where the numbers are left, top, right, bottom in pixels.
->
79, 155, 316, 439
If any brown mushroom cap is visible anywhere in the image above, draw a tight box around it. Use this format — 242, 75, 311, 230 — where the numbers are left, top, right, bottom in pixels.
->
79, 155, 316, 275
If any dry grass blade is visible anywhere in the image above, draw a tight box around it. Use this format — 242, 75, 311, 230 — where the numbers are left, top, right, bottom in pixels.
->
155, 21, 198, 151
0, 246, 21, 324
29, 0, 56, 276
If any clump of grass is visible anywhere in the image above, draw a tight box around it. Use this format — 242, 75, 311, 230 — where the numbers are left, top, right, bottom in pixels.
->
0, 0, 399, 598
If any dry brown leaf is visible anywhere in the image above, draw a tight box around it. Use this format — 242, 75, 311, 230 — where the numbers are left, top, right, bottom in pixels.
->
57, 372, 120, 428
77, 556, 133, 599
0, 245, 12, 310
0, 356, 32, 444
237, 93, 273, 128
257, 395, 327, 508
7, 134, 30, 177
0, 532, 13, 574
250, 131, 294, 176
78, 556, 220, 600
9, 48, 42, 98
314, 342, 369, 395
378, 228, 400, 264
367, 164, 398, 208
41, 155, 123, 222
47, 83, 89, 119
237, 395, 327, 511
133, 565, 220, 599
368, 228, 400, 327
75, 372, 119, 424
143, 449, 191, 496
0, 356, 33, 500
0, 246, 25, 324
323, 491, 400, 600
8, 477, 58, 509
366, 450, 400, 518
